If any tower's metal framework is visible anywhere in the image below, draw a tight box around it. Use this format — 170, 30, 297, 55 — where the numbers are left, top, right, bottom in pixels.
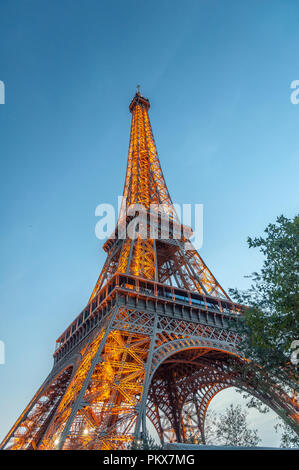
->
1, 91, 298, 450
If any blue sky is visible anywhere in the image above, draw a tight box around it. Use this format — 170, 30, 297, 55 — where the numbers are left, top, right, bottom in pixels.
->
0, 0, 298, 445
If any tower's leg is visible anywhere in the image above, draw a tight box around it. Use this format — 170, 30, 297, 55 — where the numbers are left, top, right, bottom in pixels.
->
134, 314, 158, 441
162, 370, 184, 442
39, 305, 155, 450
58, 308, 118, 450
39, 308, 118, 449
0, 366, 74, 450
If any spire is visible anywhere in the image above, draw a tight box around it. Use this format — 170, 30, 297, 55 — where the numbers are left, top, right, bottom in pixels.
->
121, 89, 174, 218
129, 88, 150, 113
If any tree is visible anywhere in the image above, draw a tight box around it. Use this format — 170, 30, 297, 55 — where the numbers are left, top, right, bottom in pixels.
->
229, 214, 299, 432
130, 431, 162, 450
184, 409, 218, 444
230, 214, 298, 368
184, 405, 260, 447
275, 418, 299, 448
213, 404, 261, 447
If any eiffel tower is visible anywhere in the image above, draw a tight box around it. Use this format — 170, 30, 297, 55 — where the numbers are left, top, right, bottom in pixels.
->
1, 89, 298, 450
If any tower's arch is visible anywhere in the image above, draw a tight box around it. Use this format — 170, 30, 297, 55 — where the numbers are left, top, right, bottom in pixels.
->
146, 345, 298, 444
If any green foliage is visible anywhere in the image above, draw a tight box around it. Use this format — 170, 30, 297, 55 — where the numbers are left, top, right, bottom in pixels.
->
275, 418, 299, 448
229, 214, 299, 381
214, 404, 261, 447
183, 409, 217, 445
184, 405, 261, 447
130, 431, 162, 450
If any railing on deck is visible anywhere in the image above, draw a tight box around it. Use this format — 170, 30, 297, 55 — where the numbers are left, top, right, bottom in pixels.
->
54, 273, 243, 356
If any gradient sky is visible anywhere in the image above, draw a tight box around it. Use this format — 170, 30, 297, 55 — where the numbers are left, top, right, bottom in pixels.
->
0, 0, 298, 445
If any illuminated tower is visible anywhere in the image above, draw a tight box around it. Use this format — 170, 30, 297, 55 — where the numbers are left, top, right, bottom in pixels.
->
1, 89, 298, 450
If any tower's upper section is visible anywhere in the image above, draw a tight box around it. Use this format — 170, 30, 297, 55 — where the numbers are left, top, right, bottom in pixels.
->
119, 89, 176, 221
92, 89, 231, 304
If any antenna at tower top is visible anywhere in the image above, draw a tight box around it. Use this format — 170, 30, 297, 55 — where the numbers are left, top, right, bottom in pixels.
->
129, 86, 150, 112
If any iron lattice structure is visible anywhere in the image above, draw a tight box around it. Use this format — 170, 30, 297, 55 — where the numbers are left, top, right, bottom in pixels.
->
1, 91, 298, 451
